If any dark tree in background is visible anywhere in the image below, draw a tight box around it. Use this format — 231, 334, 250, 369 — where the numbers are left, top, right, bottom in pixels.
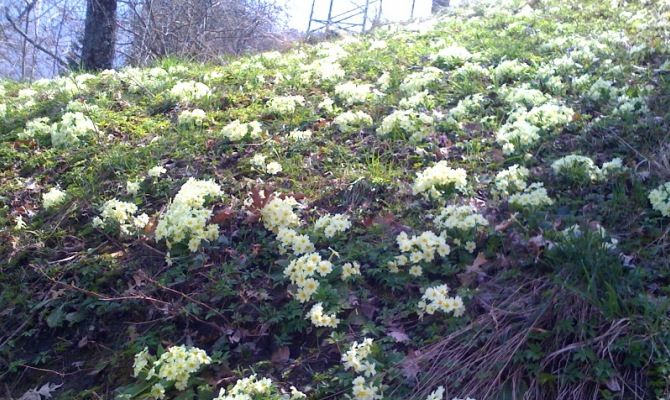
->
122, 0, 285, 66
431, 0, 450, 13
81, 0, 117, 70
0, 0, 286, 78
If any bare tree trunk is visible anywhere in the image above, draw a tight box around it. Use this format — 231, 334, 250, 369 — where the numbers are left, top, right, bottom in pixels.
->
52, 5, 67, 76
30, 0, 40, 80
431, 0, 450, 13
81, 0, 117, 70
20, 4, 30, 79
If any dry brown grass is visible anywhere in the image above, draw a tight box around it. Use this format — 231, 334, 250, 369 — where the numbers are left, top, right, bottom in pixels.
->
406, 277, 649, 400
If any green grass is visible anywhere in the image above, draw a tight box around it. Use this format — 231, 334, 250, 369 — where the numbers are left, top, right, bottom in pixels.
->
1, 0, 670, 399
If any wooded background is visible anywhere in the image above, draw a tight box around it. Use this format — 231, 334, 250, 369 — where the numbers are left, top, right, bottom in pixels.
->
0, 0, 451, 80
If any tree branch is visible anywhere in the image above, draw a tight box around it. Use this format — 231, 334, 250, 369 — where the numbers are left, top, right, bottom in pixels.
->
15, 0, 38, 20
4, 7, 69, 69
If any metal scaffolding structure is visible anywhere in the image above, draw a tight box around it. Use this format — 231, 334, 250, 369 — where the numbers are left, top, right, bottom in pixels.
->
306, 0, 389, 36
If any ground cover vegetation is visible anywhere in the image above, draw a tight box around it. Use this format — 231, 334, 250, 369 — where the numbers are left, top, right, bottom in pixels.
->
1, 0, 670, 399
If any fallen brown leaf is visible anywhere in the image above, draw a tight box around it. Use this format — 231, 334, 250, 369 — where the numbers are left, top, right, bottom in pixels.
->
143, 216, 158, 234
400, 349, 422, 381
458, 252, 488, 286
495, 218, 514, 232
388, 327, 410, 343
271, 346, 290, 364
211, 207, 235, 224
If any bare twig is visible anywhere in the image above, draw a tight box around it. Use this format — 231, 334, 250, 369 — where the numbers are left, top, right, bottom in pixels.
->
141, 271, 233, 325
33, 264, 171, 306
4, 6, 69, 68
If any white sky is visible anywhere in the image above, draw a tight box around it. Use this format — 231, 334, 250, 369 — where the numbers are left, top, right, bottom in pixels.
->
280, 0, 433, 32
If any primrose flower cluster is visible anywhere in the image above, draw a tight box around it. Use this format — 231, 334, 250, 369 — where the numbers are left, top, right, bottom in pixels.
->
425, 386, 445, 400
65, 99, 99, 114
453, 62, 489, 81
413, 161, 468, 200
18, 117, 51, 140
314, 213, 351, 238
148, 165, 167, 178
155, 178, 222, 252
399, 90, 434, 110
424, 385, 475, 400
302, 59, 346, 83
342, 338, 376, 376
551, 155, 600, 182
400, 67, 443, 94
92, 199, 149, 235
126, 180, 142, 195
434, 46, 472, 68
267, 95, 305, 115
121, 67, 170, 93
42, 187, 68, 210
586, 78, 618, 103
492, 165, 530, 197
418, 284, 465, 317
169, 81, 211, 102
333, 110, 373, 133
276, 227, 315, 255
14, 87, 38, 109
125, 165, 166, 196
551, 155, 626, 183
221, 120, 263, 141
288, 129, 313, 142
614, 95, 648, 116
525, 102, 574, 130
448, 93, 485, 121
307, 302, 340, 328
495, 118, 539, 155
214, 374, 306, 400
509, 182, 554, 210
177, 109, 207, 126
261, 197, 301, 233
377, 109, 434, 141
214, 375, 271, 400
649, 182, 670, 217
132, 345, 211, 398
494, 59, 530, 82
341, 261, 362, 280
318, 96, 335, 113
377, 72, 391, 91
51, 112, 96, 148
250, 154, 283, 175
396, 231, 450, 276
283, 252, 333, 303
335, 82, 376, 105
502, 85, 548, 108
250, 154, 267, 169
351, 377, 383, 400
342, 339, 382, 400
259, 196, 350, 327
496, 102, 574, 154
433, 205, 488, 235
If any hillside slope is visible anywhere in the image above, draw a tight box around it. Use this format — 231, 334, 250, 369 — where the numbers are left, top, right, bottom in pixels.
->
1, 0, 670, 399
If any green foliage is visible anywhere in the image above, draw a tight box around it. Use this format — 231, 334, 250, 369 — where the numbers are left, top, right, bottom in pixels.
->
1, 0, 670, 399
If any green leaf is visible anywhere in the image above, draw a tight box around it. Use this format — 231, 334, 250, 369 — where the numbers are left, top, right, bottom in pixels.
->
114, 381, 153, 398
173, 389, 195, 400
46, 305, 65, 328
